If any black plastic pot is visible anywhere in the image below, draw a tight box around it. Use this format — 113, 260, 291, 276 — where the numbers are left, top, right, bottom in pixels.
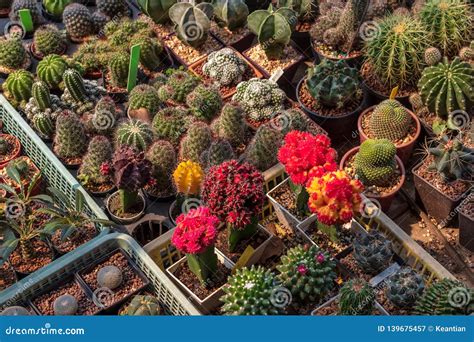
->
41, 3, 62, 23
362, 80, 411, 108
210, 31, 256, 53
125, 213, 173, 247
291, 31, 312, 58
311, 44, 363, 69
458, 193, 474, 251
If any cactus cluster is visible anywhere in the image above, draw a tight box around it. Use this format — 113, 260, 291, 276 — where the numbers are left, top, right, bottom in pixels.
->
0, 36, 29, 73
186, 84, 223, 122
137, 0, 177, 24
212, 102, 248, 147
63, 3, 93, 42
145, 140, 177, 197
128, 84, 163, 116
353, 231, 394, 274
232, 78, 286, 123
339, 279, 376, 315
157, 70, 199, 104
61, 69, 106, 115
386, 267, 425, 308
179, 122, 212, 163
203, 48, 249, 87
200, 139, 235, 170
10, 0, 43, 26
173, 160, 203, 196
213, 0, 249, 31
355, 139, 397, 187
244, 125, 283, 171
3, 70, 34, 107
123, 295, 161, 316
78, 135, 113, 188
152, 107, 192, 146
115, 119, 154, 152
369, 98, 412, 141
33, 25, 67, 57
53, 111, 87, 159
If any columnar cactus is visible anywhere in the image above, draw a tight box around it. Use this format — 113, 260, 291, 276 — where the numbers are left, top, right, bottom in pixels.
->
128, 84, 162, 115
32, 81, 51, 111
247, 4, 297, 59
137, 0, 177, 24
339, 279, 376, 315
96, 0, 129, 18
213, 0, 249, 31
418, 57, 474, 118
354, 139, 397, 187
10, 0, 42, 25
36, 54, 68, 89
124, 295, 161, 316
386, 267, 425, 308
369, 96, 412, 141
33, 25, 67, 57
152, 107, 192, 146
221, 266, 283, 315
169, 1, 214, 48
63, 3, 93, 42
3, 70, 34, 106
42, 0, 72, 17
232, 78, 286, 123
115, 119, 154, 152
306, 59, 361, 109
179, 122, 212, 163
277, 245, 336, 302
78, 135, 113, 187
146, 140, 177, 196
186, 84, 223, 122
157, 70, 199, 104
428, 136, 474, 181
200, 139, 235, 169
0, 36, 28, 72
32, 112, 54, 139
108, 54, 129, 88
53, 111, 87, 159
353, 231, 394, 275
202, 48, 249, 87
63, 68, 87, 103
244, 125, 283, 171
173, 160, 203, 196
212, 102, 247, 147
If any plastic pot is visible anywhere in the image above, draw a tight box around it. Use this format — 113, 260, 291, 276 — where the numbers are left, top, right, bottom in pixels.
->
362, 80, 411, 108
210, 31, 256, 53
0, 134, 21, 169
40, 3, 62, 23
106, 190, 147, 225
357, 105, 421, 165
340, 147, 406, 212
458, 197, 474, 251
311, 44, 363, 69
124, 213, 173, 247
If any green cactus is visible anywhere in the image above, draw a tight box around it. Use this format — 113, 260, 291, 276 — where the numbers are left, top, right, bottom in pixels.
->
32, 81, 51, 111
53, 294, 78, 316
63, 3, 93, 42
0, 137, 8, 155
245, 125, 283, 171
459, 41, 474, 61
200, 139, 235, 169
418, 57, 474, 118
146, 140, 176, 196
152, 107, 191, 146
232, 78, 286, 123
97, 265, 123, 290
354, 139, 397, 187
157, 70, 199, 104
414, 278, 474, 315
409, 93, 424, 112
386, 267, 425, 308
247, 4, 297, 59
108, 54, 129, 88
137, 0, 177, 24
277, 0, 318, 20
424, 47, 442, 66
37, 54, 68, 89
353, 231, 394, 274
32, 112, 54, 140
33, 24, 67, 57
221, 265, 283, 315
63, 68, 87, 103
96, 0, 129, 18
169, 1, 214, 48
202, 48, 249, 87
369, 94, 412, 142
339, 279, 376, 315
124, 295, 161, 316
306, 59, 360, 109
133, 36, 164, 72
128, 84, 162, 115
78, 135, 113, 186
213, 0, 249, 31
365, 14, 429, 90
53, 111, 87, 159
42, 0, 72, 17
277, 245, 336, 302
0, 36, 28, 72
419, 0, 472, 58
186, 84, 223, 122
3, 70, 34, 106
179, 122, 212, 163
310, 6, 342, 46
213, 102, 247, 147
115, 119, 154, 152
10, 0, 42, 25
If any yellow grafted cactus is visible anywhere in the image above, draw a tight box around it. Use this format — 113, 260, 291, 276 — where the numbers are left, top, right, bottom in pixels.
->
173, 160, 203, 195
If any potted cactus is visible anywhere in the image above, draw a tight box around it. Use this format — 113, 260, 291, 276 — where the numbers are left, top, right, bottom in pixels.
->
0, 35, 31, 76
352, 231, 394, 276
296, 59, 366, 141
0, 133, 21, 169
30, 24, 68, 59
340, 139, 406, 211
179, 122, 213, 163
383, 267, 425, 313
127, 84, 163, 122
0, 156, 42, 194
145, 140, 177, 200
167, 207, 233, 312
9, 0, 44, 28
120, 294, 161, 316
458, 191, 473, 251
357, 88, 421, 164
41, 0, 71, 22
2, 69, 34, 109
63, 3, 94, 43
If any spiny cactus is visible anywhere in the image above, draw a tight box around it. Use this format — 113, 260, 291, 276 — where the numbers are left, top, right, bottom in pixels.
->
0, 137, 8, 155
247, 4, 297, 59
146, 140, 177, 196
369, 94, 412, 141
221, 265, 283, 315
33, 24, 67, 57
63, 68, 87, 103
414, 278, 473, 315
157, 70, 199, 104
63, 3, 93, 42
36, 54, 68, 89
277, 245, 336, 302
212, 102, 247, 147
213, 0, 249, 31
179, 122, 212, 163
42, 0, 72, 18
137, 0, 177, 24
365, 14, 429, 90
91, 10, 109, 34
200, 139, 235, 169
271, 108, 308, 135
355, 139, 397, 187
386, 267, 425, 308
53, 294, 78, 316
134, 36, 164, 72
459, 41, 474, 62
96, 0, 128, 18
152, 107, 192, 146
10, 0, 43, 25
409, 93, 424, 112
203, 48, 249, 87
32, 81, 51, 111
78, 135, 113, 187
53, 111, 87, 159
419, 0, 472, 58
245, 125, 283, 171
32, 113, 55, 140
169, 1, 214, 48
97, 265, 123, 290
424, 47, 442, 66
232, 78, 286, 123
108, 54, 129, 88
418, 57, 474, 118
278, 0, 318, 20
3, 70, 34, 106
115, 119, 154, 152
339, 279, 376, 315
353, 231, 394, 275
186, 84, 223, 122
128, 84, 162, 116
0, 36, 28, 72
173, 160, 203, 196
124, 295, 161, 316
306, 59, 360, 109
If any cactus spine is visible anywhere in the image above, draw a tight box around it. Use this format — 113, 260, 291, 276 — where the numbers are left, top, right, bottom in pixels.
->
339, 279, 376, 315
354, 139, 397, 187
109, 54, 129, 88
32, 81, 51, 111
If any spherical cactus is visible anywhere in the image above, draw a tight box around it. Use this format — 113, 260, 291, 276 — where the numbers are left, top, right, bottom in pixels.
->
179, 122, 212, 163
353, 231, 394, 275
459, 43, 474, 62
424, 47, 442, 66
0, 306, 31, 316
124, 295, 161, 316
128, 84, 162, 116
202, 48, 249, 86
42, 0, 72, 18
136, 0, 177, 24
33, 112, 55, 139
200, 139, 235, 169
91, 10, 110, 34
173, 160, 203, 195
414, 278, 474, 315
244, 125, 283, 171
270, 108, 308, 135
339, 279, 376, 315
369, 98, 412, 141
386, 267, 425, 308
63, 68, 87, 103
409, 93, 424, 111
213, 102, 247, 147
63, 3, 93, 42
0, 36, 28, 72
221, 265, 283, 315
152, 107, 191, 146
10, 0, 42, 25
276, 245, 336, 302
108, 53, 129, 88
53, 111, 87, 159
134, 36, 163, 72
32, 81, 51, 111
115, 119, 154, 152
146, 140, 177, 196
96, 0, 128, 18
33, 24, 67, 57
157, 71, 199, 104
53, 294, 78, 315
213, 0, 249, 31
37, 54, 68, 89
3, 69, 34, 105
78, 135, 113, 186
97, 265, 123, 290
186, 84, 223, 122
354, 139, 397, 187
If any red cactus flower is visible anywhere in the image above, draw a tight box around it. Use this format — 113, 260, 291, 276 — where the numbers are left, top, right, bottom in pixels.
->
316, 253, 325, 264
297, 264, 308, 275
100, 162, 111, 176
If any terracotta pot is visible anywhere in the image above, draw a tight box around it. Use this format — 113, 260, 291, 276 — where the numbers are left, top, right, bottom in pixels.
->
357, 105, 421, 165
340, 147, 406, 212
0, 134, 21, 169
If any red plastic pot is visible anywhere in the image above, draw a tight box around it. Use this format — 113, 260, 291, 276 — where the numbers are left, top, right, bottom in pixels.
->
357, 105, 421, 165
340, 147, 406, 212
0, 134, 21, 169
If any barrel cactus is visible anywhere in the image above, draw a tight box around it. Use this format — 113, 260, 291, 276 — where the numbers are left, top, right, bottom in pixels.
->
36, 54, 68, 89
179, 122, 212, 163
78, 135, 113, 187
247, 4, 297, 59
186, 84, 223, 122
3, 69, 34, 106
418, 57, 474, 118
53, 294, 78, 316
137, 0, 177, 24
53, 111, 87, 159
173, 160, 203, 196
244, 125, 283, 171
339, 279, 376, 315
0, 36, 28, 73
115, 119, 154, 152
212, 102, 247, 147
459, 41, 474, 62
97, 265, 123, 290
157, 70, 199, 104
32, 81, 51, 111
33, 24, 67, 57
96, 0, 129, 18
221, 266, 283, 315
169, 1, 214, 48
386, 267, 425, 308
277, 245, 336, 302
213, 0, 249, 31
152, 107, 191, 146
128, 84, 162, 115
353, 231, 394, 275
42, 0, 72, 18
369, 95, 412, 142
10, 0, 42, 25
124, 295, 161, 316
202, 48, 249, 87
354, 139, 397, 187
108, 54, 129, 88
200, 139, 235, 169
306, 59, 361, 109
146, 140, 176, 197
63, 3, 93, 42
